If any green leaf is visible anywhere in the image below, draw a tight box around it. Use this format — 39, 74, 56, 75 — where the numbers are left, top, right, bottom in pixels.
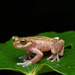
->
0, 31, 75, 75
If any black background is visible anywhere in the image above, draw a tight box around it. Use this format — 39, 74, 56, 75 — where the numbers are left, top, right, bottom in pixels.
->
0, 1, 75, 75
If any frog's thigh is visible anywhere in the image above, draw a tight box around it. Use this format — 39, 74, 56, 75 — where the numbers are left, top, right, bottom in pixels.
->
58, 47, 64, 56
51, 44, 60, 55
51, 39, 64, 55
58, 39, 64, 56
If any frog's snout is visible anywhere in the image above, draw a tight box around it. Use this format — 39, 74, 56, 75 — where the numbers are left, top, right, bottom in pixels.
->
13, 42, 17, 48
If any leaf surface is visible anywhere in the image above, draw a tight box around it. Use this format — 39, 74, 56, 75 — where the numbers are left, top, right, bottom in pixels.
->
0, 31, 75, 75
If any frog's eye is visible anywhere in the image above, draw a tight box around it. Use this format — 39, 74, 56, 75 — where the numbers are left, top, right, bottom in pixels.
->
20, 40, 27, 45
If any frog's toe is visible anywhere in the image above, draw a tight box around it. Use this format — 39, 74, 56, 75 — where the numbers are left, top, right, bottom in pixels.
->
22, 61, 32, 67
19, 54, 33, 61
19, 56, 23, 59
47, 54, 53, 60
17, 60, 32, 67
51, 56, 57, 62
47, 54, 60, 62
19, 55, 28, 60
17, 62, 25, 65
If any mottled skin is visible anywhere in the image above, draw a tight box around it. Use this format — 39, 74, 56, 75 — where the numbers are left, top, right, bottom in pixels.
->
13, 36, 64, 67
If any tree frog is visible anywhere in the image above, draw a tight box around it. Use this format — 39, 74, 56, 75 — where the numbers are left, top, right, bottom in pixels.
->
13, 36, 64, 67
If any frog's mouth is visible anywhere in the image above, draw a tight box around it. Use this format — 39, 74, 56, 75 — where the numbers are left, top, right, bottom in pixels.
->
13, 42, 22, 49
13, 42, 32, 50
13, 44, 24, 49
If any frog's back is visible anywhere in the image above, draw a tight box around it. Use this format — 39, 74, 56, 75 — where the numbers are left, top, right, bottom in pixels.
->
25, 36, 56, 52
25, 36, 55, 43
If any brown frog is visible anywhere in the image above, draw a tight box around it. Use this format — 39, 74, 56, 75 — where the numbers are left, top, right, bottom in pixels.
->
13, 36, 64, 67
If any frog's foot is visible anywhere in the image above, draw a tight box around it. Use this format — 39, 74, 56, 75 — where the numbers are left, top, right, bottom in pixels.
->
47, 54, 60, 62
17, 60, 32, 67
19, 54, 35, 61
19, 55, 32, 61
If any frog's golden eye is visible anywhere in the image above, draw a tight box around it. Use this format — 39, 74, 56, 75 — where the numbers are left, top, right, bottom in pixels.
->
20, 40, 27, 45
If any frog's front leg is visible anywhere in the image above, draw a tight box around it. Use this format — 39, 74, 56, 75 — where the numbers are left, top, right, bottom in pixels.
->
47, 39, 64, 62
17, 48, 43, 67
31, 48, 43, 64
19, 51, 32, 61
17, 60, 32, 67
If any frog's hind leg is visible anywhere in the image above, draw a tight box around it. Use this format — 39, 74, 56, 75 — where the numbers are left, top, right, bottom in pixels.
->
47, 39, 64, 62
47, 53, 60, 62
58, 46, 64, 56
